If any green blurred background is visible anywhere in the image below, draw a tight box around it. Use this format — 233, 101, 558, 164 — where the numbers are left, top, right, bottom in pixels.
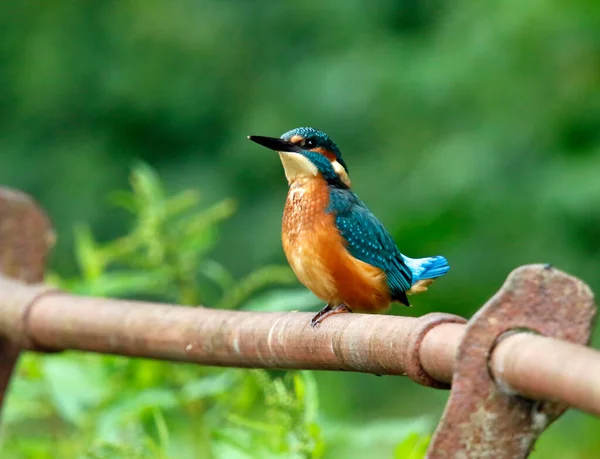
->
1, 1, 600, 458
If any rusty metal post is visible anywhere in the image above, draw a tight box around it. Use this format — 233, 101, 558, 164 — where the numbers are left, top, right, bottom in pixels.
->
0, 188, 54, 413
427, 264, 596, 458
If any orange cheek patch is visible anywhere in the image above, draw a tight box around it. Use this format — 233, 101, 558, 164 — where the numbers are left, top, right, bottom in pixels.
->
290, 135, 304, 144
313, 147, 337, 162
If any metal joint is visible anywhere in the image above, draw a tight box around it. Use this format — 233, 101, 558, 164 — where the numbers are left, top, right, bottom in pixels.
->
405, 312, 467, 388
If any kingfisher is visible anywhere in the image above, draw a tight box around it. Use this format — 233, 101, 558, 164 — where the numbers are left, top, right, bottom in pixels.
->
248, 127, 449, 327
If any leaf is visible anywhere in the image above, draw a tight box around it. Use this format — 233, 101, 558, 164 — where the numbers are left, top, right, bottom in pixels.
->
42, 355, 110, 425
323, 418, 432, 457
176, 198, 237, 235
171, 198, 237, 256
73, 224, 104, 281
108, 190, 139, 214
197, 259, 236, 291
130, 162, 166, 209
96, 388, 179, 441
83, 424, 162, 459
3, 361, 54, 423
69, 270, 171, 297
152, 408, 170, 451
181, 372, 237, 401
294, 372, 319, 424
165, 189, 202, 217
394, 433, 431, 459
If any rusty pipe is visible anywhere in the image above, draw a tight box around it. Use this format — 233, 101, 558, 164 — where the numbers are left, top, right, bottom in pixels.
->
0, 275, 599, 417
0, 277, 596, 417
25, 291, 442, 375
490, 332, 600, 417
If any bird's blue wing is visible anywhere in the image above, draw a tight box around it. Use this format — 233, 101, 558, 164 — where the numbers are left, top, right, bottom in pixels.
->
328, 189, 413, 299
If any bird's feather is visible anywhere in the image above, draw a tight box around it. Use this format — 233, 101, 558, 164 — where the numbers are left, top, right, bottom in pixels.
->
403, 255, 450, 281
327, 189, 413, 304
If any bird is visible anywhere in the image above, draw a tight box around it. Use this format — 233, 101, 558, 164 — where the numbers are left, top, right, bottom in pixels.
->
248, 127, 449, 327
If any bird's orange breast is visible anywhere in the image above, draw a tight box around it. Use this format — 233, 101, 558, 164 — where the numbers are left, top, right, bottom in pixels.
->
281, 177, 391, 313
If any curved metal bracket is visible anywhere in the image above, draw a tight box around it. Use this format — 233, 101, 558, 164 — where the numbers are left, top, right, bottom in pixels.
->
427, 264, 596, 458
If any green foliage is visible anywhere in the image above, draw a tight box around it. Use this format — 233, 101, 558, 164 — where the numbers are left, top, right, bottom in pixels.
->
4, 350, 326, 458
49, 163, 297, 308
1, 166, 426, 458
394, 433, 430, 459
321, 417, 432, 458
214, 371, 324, 458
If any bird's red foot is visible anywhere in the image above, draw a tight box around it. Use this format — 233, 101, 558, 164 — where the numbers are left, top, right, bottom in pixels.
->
310, 304, 353, 328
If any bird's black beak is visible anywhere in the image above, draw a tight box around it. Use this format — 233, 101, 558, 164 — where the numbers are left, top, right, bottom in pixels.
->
247, 135, 301, 153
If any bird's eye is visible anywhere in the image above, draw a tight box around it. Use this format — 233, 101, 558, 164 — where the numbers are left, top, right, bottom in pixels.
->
303, 138, 317, 148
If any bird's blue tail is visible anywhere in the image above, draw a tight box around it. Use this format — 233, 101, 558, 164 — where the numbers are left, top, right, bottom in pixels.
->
402, 255, 450, 283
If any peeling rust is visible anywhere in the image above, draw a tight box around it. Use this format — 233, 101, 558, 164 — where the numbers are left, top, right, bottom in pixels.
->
0, 188, 54, 283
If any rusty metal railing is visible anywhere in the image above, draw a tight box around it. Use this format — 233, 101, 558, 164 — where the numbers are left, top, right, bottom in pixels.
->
0, 187, 598, 458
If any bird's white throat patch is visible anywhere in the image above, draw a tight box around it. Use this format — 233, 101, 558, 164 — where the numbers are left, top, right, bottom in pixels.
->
279, 152, 318, 182
332, 160, 351, 187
